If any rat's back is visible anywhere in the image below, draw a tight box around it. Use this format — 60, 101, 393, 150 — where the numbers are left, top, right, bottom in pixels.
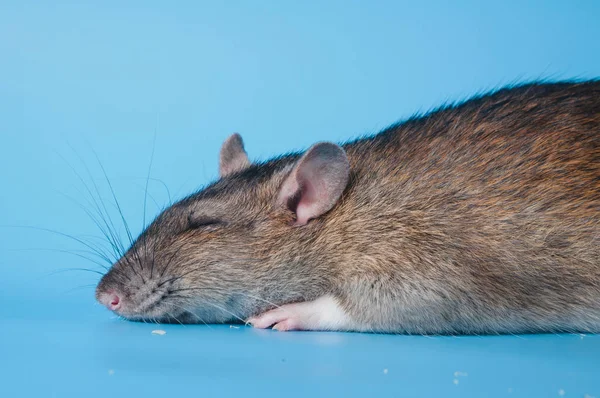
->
333, 81, 599, 334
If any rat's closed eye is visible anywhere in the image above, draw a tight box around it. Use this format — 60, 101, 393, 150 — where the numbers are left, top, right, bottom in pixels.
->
187, 215, 224, 230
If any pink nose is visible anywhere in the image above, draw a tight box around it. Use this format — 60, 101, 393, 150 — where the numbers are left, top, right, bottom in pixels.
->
99, 292, 121, 311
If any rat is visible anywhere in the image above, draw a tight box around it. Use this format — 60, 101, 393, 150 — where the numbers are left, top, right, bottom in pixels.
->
96, 81, 599, 334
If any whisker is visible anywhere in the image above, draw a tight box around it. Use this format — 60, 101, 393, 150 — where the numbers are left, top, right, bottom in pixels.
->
117, 251, 142, 282
56, 190, 122, 262
166, 302, 213, 329
1, 225, 114, 266
143, 133, 157, 275
201, 300, 247, 324
60, 146, 126, 257
151, 236, 158, 288
165, 311, 186, 326
9, 247, 109, 271
168, 287, 228, 295
122, 176, 172, 207
77, 234, 120, 261
235, 292, 282, 310
130, 183, 162, 213
149, 177, 172, 206
47, 267, 105, 276
166, 287, 281, 311
144, 133, 160, 282
158, 238, 190, 279
168, 297, 226, 328
171, 177, 193, 204
89, 146, 141, 272
60, 284, 98, 295
157, 267, 199, 288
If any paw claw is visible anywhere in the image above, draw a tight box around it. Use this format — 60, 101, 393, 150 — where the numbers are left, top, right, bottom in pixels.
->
249, 311, 300, 331
272, 320, 298, 332
246, 313, 278, 329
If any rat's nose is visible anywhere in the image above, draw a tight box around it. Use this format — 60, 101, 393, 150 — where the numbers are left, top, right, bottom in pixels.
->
99, 291, 122, 311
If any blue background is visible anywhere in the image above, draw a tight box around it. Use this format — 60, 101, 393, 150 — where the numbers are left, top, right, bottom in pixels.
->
1, 1, 599, 397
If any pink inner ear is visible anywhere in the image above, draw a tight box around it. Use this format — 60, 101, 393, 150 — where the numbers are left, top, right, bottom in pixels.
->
278, 142, 350, 226
294, 179, 318, 226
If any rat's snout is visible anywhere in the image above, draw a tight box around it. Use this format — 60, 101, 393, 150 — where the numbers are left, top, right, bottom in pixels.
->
98, 291, 122, 311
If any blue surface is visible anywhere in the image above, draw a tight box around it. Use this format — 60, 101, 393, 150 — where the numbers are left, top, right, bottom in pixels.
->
1, 1, 600, 397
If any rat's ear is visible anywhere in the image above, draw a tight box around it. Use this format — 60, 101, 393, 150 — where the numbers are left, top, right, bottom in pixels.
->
277, 142, 350, 226
219, 133, 251, 177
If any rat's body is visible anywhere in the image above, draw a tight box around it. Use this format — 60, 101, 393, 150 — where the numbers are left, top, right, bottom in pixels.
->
97, 81, 600, 334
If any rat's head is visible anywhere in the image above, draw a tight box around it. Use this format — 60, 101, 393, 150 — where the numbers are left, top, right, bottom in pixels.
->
95, 134, 350, 324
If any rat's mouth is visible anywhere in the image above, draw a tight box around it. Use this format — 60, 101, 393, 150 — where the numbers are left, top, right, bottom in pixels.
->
107, 303, 189, 323
97, 285, 186, 321
114, 301, 248, 325
118, 307, 227, 325
97, 278, 247, 325
119, 312, 186, 323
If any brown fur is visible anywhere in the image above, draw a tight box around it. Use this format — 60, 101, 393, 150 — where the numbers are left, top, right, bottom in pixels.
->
96, 81, 600, 334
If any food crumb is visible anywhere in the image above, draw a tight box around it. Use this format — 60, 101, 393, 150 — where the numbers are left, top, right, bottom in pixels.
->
108, 369, 114, 376
580, 334, 586, 339
453, 379, 459, 385
558, 389, 565, 396
230, 325, 240, 329
383, 368, 388, 375
151, 329, 167, 335
454, 371, 468, 377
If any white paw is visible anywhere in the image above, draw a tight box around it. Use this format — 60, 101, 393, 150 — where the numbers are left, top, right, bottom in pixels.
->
247, 295, 352, 332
